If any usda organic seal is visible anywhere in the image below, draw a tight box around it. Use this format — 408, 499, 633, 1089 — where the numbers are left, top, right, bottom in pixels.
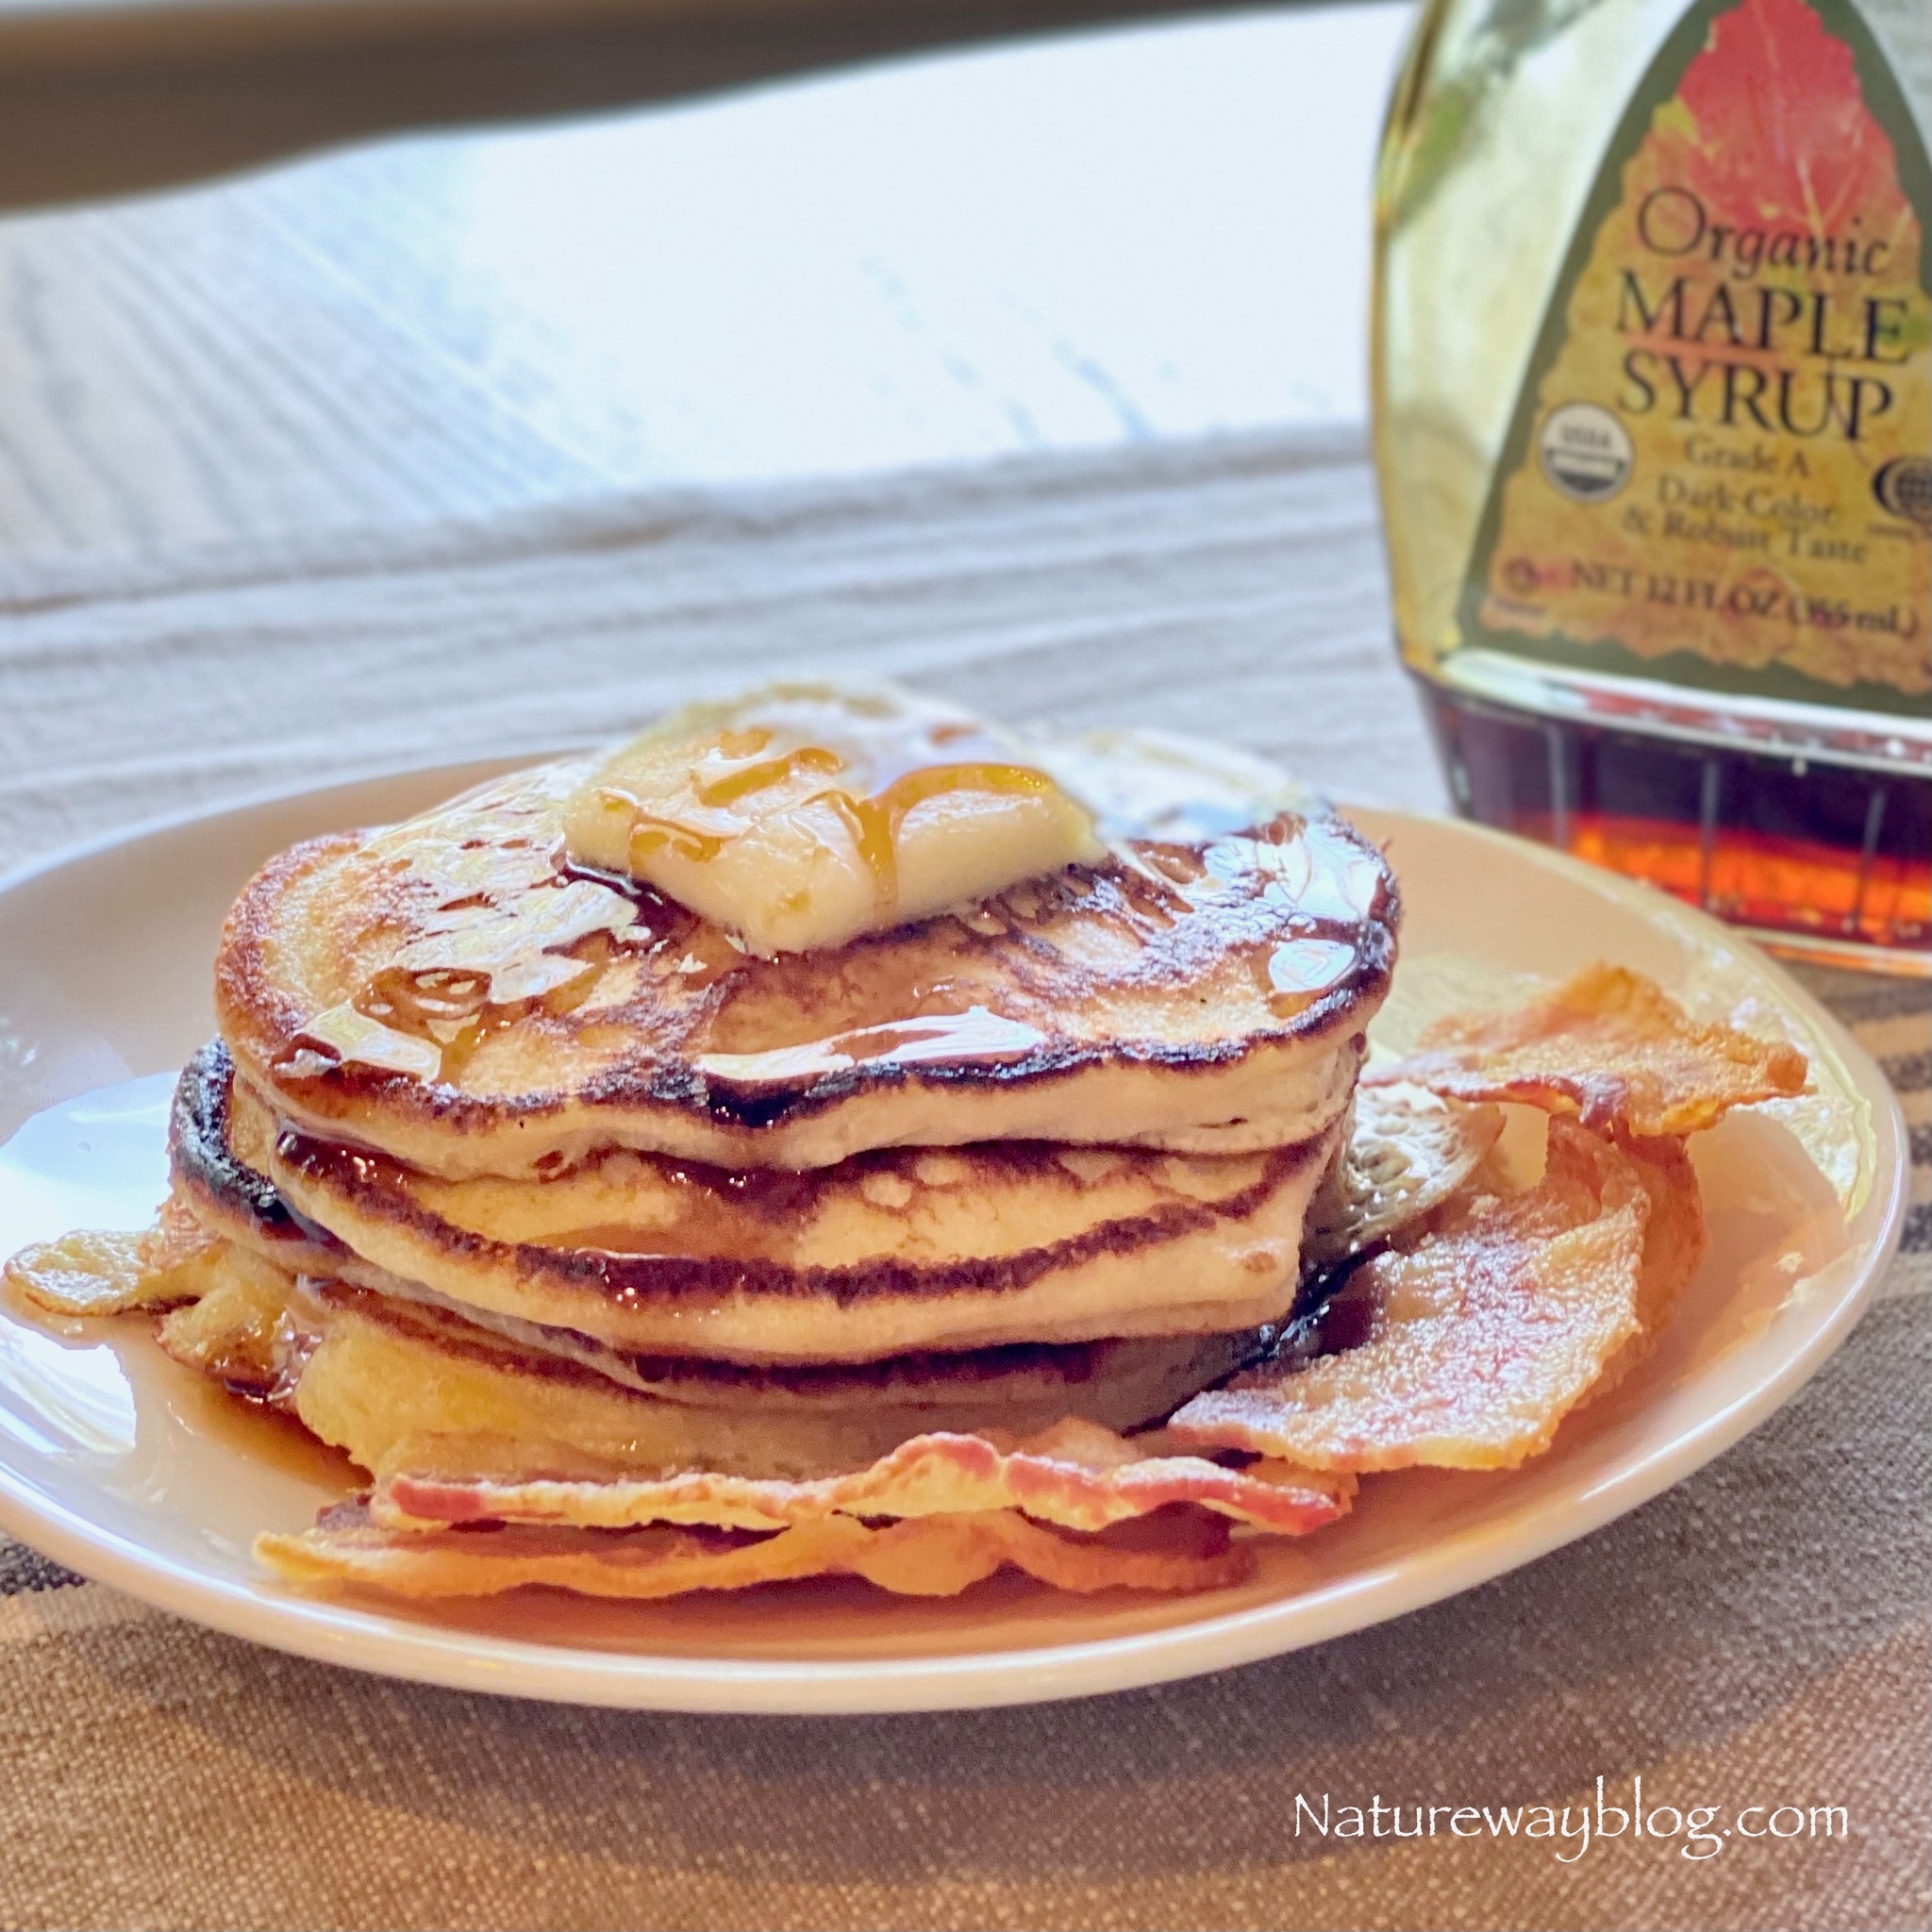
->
1539, 402, 1634, 503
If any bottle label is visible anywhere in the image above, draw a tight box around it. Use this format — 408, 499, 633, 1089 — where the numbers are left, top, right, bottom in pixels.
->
1460, 0, 1931, 717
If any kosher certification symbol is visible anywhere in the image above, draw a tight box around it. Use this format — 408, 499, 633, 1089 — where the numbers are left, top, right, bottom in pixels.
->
1871, 456, 1932, 528
1539, 402, 1634, 503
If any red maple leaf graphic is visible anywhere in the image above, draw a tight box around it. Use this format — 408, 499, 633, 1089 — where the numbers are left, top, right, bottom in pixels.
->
1656, 0, 1904, 236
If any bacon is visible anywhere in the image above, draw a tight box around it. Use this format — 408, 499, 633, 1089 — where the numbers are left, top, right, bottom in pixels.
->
1166, 1121, 1672, 1472
1368, 961, 1807, 1139
3, 1196, 225, 1318
257, 1498, 1253, 1601
371, 1415, 1355, 1538
1588, 1132, 1707, 1399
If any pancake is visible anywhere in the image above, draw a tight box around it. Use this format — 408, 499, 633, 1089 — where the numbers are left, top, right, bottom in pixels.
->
158, 1061, 1277, 1477
216, 753, 1396, 1179
182, 1041, 1335, 1363
158, 1253, 1268, 1482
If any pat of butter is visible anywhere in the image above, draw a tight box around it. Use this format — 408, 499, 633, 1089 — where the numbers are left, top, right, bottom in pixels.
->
562, 685, 1106, 955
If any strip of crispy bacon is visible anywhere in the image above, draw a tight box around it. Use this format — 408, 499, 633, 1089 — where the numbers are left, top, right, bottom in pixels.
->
1166, 1121, 1674, 1472
4, 1198, 226, 1318
258, 1498, 1253, 1600
371, 1416, 1355, 1537
1589, 1132, 1707, 1399
1367, 962, 1807, 1139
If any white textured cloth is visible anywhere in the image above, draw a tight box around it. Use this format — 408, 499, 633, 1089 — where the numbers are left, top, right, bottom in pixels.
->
0, 427, 1438, 875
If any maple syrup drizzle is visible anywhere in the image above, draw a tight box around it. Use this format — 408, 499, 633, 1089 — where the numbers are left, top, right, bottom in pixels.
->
828, 762, 1062, 914
622, 813, 726, 866
690, 733, 841, 808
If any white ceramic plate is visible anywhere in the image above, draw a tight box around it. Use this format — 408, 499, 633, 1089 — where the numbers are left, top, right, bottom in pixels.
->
0, 762, 1907, 1713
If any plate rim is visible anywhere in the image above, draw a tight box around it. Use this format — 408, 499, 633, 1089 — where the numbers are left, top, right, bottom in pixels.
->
0, 759, 1909, 1714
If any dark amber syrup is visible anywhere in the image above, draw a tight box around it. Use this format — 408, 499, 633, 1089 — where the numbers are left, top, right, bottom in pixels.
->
1420, 681, 1930, 969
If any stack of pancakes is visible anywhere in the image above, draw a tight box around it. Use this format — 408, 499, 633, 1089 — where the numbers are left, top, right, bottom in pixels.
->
145, 727, 1405, 1588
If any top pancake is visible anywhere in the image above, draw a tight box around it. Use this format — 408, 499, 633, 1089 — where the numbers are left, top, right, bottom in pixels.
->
218, 750, 1397, 1177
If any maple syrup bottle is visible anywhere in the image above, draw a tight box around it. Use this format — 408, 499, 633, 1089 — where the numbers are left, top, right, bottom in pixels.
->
1372, 0, 1930, 970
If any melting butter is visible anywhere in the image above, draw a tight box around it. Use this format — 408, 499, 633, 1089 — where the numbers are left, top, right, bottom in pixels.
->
562, 686, 1106, 955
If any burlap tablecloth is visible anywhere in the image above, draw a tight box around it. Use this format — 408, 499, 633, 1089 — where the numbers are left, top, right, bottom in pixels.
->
0, 433, 1924, 1930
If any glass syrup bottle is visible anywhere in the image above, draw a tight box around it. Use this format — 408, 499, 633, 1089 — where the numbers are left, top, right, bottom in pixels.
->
1371, 0, 1931, 970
